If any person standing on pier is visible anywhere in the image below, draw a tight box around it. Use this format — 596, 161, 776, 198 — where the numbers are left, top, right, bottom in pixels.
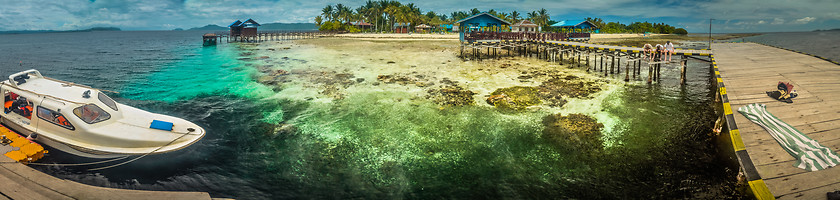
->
664, 41, 675, 62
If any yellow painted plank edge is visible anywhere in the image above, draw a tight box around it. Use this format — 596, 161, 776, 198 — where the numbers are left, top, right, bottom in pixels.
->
748, 180, 775, 200
723, 102, 732, 115
730, 129, 745, 151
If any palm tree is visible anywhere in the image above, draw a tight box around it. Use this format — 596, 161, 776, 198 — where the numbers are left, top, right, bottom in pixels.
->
470, 8, 480, 15
538, 9, 550, 27
527, 11, 537, 22
510, 11, 520, 23
315, 16, 323, 26
322, 5, 334, 22
335, 4, 349, 23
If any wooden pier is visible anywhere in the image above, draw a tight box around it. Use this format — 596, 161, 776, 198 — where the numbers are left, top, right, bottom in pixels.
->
206, 31, 327, 43
0, 156, 213, 199
714, 42, 840, 199
458, 35, 712, 85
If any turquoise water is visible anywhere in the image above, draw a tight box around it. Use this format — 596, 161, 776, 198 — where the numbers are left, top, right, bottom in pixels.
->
1, 31, 738, 199
121, 45, 276, 102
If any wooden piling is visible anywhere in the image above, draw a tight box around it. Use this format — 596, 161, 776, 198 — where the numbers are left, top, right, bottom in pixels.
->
600, 55, 604, 72
680, 59, 687, 85
656, 63, 661, 82
647, 64, 653, 84
624, 60, 630, 82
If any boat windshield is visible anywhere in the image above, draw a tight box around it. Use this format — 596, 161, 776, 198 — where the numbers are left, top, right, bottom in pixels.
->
98, 92, 118, 111
73, 104, 111, 124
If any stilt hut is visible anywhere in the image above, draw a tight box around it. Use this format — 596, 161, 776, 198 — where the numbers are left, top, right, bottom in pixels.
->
453, 12, 511, 42
511, 20, 540, 33
415, 24, 432, 33
550, 20, 599, 33
241, 19, 260, 39
229, 20, 243, 37
350, 21, 373, 32
551, 20, 598, 40
393, 23, 409, 33
202, 33, 217, 46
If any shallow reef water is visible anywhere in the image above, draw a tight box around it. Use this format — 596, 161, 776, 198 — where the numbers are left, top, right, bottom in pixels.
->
0, 31, 745, 199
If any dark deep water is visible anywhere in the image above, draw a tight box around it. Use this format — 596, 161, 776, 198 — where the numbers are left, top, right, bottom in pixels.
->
742, 30, 840, 62
5, 30, 832, 199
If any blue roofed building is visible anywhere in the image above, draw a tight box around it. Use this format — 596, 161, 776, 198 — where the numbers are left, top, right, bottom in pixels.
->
229, 20, 244, 36
439, 24, 453, 32
551, 20, 599, 33
453, 12, 511, 41
229, 19, 260, 37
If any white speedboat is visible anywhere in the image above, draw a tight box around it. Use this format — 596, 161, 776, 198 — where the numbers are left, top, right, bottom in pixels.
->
1, 70, 205, 158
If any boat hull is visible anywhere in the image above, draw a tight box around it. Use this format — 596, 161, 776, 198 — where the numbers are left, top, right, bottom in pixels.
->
1, 118, 205, 159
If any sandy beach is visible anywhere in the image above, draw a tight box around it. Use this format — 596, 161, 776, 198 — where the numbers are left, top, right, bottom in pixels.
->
333, 33, 460, 40
333, 32, 663, 41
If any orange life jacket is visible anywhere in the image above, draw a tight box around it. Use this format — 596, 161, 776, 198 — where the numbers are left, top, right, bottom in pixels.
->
4, 101, 11, 109
24, 105, 32, 119
56, 115, 70, 126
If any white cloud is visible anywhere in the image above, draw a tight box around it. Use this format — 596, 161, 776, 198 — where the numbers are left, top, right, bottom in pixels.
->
793, 17, 816, 24
0, 0, 837, 32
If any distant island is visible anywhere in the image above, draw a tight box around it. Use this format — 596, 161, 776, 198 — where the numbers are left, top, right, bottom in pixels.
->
189, 24, 227, 31
188, 23, 317, 31
0, 27, 120, 34
813, 28, 840, 32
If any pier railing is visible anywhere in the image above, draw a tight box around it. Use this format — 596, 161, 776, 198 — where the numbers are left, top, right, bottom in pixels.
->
463, 32, 590, 42
209, 30, 327, 43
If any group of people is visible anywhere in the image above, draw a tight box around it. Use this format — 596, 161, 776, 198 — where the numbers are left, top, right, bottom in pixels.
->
643, 41, 675, 62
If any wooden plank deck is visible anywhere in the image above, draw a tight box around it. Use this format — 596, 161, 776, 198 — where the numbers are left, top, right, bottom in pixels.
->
715, 43, 840, 199
0, 156, 213, 200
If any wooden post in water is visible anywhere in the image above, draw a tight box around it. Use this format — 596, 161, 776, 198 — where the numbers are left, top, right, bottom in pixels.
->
577, 52, 581, 68
460, 43, 464, 59
625, 60, 630, 82
655, 63, 661, 82
633, 59, 637, 79
648, 63, 653, 84
586, 51, 590, 67
610, 55, 616, 74
600, 55, 604, 72
617, 56, 621, 73
680, 59, 687, 85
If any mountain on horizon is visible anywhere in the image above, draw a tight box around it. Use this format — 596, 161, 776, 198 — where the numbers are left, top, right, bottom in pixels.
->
188, 24, 227, 31
0, 27, 121, 34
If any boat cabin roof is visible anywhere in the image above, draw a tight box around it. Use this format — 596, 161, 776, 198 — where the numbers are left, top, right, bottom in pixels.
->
8, 74, 102, 105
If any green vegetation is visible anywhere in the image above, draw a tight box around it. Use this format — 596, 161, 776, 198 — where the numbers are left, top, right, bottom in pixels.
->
316, 1, 554, 32
315, 1, 687, 34
674, 28, 688, 35
584, 17, 685, 34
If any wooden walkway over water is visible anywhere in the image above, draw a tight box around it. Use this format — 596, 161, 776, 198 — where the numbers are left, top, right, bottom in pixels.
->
715, 43, 840, 199
0, 156, 213, 199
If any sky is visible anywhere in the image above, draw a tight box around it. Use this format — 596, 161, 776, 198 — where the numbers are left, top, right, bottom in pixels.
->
0, 0, 838, 33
